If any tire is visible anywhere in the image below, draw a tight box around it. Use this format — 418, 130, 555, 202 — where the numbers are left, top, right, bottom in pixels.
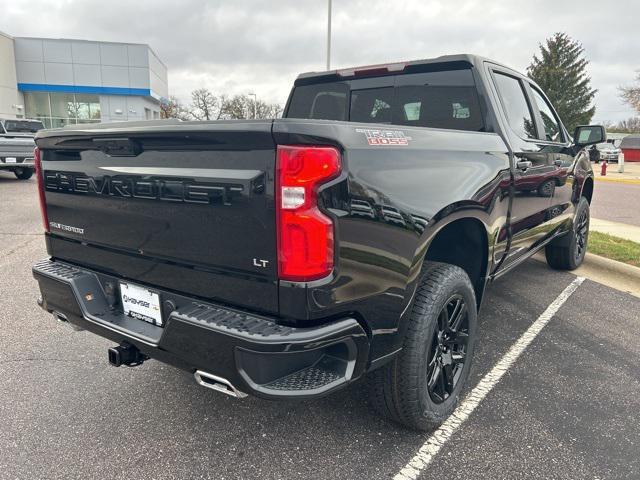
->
368, 262, 477, 431
545, 196, 590, 270
14, 168, 33, 180
537, 179, 555, 197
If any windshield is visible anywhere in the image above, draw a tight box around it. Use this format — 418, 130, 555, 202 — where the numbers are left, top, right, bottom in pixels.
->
3, 120, 44, 133
597, 143, 615, 150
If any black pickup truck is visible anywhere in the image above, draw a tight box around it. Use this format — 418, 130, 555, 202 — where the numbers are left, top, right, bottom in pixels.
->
32, 54, 602, 430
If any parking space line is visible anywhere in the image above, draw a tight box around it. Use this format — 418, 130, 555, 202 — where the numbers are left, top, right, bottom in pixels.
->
395, 276, 585, 480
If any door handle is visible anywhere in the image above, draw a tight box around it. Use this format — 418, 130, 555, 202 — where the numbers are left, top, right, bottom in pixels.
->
516, 160, 532, 170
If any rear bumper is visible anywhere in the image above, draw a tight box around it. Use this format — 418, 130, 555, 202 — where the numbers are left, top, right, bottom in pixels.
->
0, 157, 34, 169
32, 259, 370, 399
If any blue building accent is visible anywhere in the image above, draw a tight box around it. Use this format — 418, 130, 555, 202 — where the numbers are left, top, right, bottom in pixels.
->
17, 83, 151, 97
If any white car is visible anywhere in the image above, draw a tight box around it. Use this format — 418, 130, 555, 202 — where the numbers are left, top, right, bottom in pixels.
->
593, 142, 621, 163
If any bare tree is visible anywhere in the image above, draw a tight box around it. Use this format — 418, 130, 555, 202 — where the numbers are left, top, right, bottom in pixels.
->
620, 72, 640, 114
189, 88, 226, 120
604, 117, 640, 134
160, 96, 190, 120
176, 89, 283, 121
221, 94, 282, 119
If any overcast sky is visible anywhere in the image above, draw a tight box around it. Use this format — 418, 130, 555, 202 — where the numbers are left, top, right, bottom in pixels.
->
3, 0, 638, 122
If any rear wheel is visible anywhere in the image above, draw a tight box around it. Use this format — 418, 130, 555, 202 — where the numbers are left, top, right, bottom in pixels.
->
14, 168, 33, 180
368, 262, 477, 431
545, 196, 589, 270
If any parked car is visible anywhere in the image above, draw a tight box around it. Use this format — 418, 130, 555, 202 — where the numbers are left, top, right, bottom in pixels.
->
31, 54, 599, 430
595, 142, 621, 163
0, 118, 44, 180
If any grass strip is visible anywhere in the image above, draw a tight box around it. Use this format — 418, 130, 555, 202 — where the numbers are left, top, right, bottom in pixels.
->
588, 231, 640, 268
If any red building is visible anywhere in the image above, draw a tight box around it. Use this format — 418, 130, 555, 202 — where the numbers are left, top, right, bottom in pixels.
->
620, 135, 640, 162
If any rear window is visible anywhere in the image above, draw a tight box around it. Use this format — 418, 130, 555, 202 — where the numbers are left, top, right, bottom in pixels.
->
286, 68, 484, 132
350, 87, 394, 124
286, 82, 349, 121
3, 120, 44, 133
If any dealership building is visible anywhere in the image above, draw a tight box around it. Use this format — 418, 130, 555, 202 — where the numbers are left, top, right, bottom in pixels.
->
0, 30, 168, 127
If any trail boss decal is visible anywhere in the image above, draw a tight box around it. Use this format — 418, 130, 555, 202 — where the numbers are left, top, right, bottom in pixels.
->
356, 128, 412, 146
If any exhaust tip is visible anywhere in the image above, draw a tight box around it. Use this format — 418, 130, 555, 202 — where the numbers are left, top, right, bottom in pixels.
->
194, 370, 248, 398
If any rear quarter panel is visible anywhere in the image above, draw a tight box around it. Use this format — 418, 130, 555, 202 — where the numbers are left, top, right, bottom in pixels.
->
273, 119, 511, 361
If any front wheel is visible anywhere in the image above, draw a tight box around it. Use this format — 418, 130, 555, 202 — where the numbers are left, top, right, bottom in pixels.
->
368, 262, 477, 431
14, 168, 33, 180
545, 196, 590, 270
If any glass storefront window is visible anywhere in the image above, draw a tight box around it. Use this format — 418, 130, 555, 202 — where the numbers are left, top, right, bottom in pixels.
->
75, 94, 101, 120
50, 93, 77, 119
24, 92, 102, 126
24, 92, 50, 119
50, 118, 73, 129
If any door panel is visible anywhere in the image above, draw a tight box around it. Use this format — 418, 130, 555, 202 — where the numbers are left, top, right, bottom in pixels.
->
490, 70, 557, 270
526, 84, 577, 236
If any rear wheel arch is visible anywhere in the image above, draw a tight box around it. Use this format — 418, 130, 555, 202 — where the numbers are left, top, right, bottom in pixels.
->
421, 217, 489, 309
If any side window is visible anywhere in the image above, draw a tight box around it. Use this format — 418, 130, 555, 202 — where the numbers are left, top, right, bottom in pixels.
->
530, 88, 563, 142
350, 87, 393, 123
493, 72, 537, 140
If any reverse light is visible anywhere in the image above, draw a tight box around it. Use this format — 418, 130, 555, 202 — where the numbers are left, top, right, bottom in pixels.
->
34, 147, 49, 232
276, 145, 341, 282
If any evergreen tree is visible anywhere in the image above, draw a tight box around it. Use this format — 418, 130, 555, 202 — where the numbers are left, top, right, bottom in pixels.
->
527, 33, 596, 133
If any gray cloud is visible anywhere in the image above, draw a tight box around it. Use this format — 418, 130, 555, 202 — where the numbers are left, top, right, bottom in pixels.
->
3, 0, 638, 121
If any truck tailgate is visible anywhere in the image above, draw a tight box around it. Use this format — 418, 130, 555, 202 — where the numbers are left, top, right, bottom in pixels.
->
36, 121, 278, 313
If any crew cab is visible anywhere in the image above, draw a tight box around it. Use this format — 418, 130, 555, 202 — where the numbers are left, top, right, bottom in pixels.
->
0, 118, 43, 180
32, 55, 602, 430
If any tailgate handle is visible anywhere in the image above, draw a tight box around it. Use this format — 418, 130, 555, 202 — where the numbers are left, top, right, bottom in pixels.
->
93, 138, 141, 157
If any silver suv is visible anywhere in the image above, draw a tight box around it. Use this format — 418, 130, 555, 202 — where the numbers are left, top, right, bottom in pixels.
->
0, 118, 44, 180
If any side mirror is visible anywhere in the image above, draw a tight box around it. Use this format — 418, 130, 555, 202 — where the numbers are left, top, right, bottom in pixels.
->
573, 125, 606, 147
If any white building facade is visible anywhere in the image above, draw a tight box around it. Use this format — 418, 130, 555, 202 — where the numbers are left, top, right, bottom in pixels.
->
0, 31, 168, 127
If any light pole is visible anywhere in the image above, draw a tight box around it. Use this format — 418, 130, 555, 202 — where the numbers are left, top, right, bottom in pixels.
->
248, 92, 257, 119
326, 0, 332, 70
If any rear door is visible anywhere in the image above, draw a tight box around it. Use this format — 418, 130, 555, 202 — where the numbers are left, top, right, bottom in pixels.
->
488, 67, 558, 270
525, 84, 576, 235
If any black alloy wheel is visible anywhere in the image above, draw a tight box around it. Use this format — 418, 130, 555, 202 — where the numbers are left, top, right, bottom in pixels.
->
427, 294, 469, 404
574, 207, 589, 263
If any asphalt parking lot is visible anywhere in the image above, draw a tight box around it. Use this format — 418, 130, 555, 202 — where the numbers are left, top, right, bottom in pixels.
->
1, 172, 639, 479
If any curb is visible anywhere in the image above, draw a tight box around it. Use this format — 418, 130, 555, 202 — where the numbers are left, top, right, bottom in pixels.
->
594, 177, 640, 185
533, 252, 640, 298
581, 252, 640, 281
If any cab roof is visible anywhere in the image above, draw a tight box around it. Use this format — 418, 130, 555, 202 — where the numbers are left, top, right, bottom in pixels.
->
294, 54, 518, 85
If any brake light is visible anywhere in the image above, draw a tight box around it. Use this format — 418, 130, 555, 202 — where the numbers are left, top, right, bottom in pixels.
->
34, 147, 49, 232
276, 145, 341, 282
337, 61, 406, 78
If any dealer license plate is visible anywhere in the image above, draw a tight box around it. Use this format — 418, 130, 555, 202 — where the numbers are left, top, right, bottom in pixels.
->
120, 282, 163, 326
5, 157, 17, 163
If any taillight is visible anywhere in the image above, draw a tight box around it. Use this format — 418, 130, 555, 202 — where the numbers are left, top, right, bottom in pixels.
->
34, 147, 49, 232
276, 145, 341, 282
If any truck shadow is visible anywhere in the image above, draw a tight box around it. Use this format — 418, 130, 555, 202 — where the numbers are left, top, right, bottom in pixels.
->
130, 363, 425, 477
